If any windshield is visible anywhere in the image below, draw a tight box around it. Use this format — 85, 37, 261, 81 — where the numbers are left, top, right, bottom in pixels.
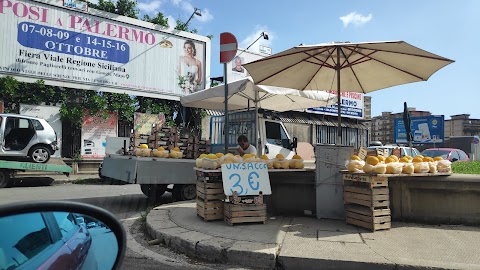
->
422, 150, 450, 159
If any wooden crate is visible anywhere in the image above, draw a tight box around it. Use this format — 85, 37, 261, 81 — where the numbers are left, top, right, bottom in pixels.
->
196, 171, 225, 221
224, 202, 267, 226
343, 173, 391, 231
345, 205, 391, 231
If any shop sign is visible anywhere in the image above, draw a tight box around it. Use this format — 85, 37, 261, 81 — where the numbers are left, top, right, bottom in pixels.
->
81, 111, 118, 158
221, 162, 271, 196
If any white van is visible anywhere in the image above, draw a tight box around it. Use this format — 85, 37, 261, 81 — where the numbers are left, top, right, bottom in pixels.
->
367, 145, 420, 157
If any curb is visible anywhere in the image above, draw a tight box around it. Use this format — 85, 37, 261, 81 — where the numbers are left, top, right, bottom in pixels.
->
145, 204, 277, 269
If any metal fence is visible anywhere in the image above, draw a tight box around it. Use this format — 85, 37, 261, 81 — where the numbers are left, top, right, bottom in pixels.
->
315, 125, 368, 149
209, 111, 256, 153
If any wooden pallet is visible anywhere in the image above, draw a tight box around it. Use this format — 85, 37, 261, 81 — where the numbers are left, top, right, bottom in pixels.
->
224, 203, 267, 226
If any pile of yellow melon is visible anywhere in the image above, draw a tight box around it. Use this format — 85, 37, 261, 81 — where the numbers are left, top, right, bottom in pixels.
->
346, 154, 452, 174
152, 147, 169, 158
135, 144, 152, 157
169, 147, 183, 159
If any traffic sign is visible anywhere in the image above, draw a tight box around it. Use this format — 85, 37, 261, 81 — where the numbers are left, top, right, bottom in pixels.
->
220, 32, 238, 63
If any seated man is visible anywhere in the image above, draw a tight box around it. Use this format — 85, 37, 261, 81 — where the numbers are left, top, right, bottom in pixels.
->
236, 135, 257, 156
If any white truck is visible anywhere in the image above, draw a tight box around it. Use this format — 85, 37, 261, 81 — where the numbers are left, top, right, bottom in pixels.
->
100, 111, 298, 200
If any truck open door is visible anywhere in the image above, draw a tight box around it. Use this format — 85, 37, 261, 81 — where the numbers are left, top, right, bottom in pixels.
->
260, 119, 295, 159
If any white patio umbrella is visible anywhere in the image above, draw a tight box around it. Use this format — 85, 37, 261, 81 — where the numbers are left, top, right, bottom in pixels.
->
243, 40, 454, 144
180, 76, 338, 150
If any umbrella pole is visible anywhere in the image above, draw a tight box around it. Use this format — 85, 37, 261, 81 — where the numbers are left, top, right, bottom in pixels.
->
224, 63, 229, 154
255, 90, 259, 156
336, 48, 342, 145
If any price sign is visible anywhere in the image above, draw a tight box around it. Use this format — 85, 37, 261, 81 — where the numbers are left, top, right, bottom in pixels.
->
221, 162, 271, 196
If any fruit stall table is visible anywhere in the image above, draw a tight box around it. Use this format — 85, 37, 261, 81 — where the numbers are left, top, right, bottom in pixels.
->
194, 167, 315, 218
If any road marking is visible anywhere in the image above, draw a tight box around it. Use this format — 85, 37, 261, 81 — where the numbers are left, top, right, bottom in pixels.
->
120, 216, 140, 221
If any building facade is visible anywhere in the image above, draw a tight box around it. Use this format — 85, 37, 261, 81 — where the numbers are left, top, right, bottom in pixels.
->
445, 114, 480, 138
370, 108, 431, 145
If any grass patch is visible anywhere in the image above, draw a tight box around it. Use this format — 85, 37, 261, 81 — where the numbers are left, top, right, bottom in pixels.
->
452, 161, 480, 174
72, 178, 105, 184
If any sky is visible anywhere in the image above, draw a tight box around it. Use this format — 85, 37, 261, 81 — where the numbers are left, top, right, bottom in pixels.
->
90, 0, 480, 119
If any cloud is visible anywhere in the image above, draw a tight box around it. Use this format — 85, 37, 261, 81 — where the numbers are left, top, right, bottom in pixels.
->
138, 0, 162, 14
166, 15, 177, 30
240, 26, 273, 53
173, 0, 213, 23
339, 11, 372, 27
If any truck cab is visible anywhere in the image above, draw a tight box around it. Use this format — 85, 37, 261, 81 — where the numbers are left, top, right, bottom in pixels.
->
209, 111, 297, 158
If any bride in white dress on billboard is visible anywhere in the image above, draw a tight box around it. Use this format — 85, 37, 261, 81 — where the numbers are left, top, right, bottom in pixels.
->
178, 40, 203, 93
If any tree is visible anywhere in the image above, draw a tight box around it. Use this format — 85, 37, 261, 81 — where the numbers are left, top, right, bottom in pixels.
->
88, 0, 138, 19
143, 13, 169, 28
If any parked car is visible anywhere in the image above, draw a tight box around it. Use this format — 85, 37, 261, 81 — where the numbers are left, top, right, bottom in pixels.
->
0, 113, 59, 163
0, 211, 92, 270
367, 145, 421, 157
421, 148, 469, 162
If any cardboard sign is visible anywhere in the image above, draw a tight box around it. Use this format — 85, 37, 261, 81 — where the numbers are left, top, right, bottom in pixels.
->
221, 163, 271, 196
358, 147, 368, 160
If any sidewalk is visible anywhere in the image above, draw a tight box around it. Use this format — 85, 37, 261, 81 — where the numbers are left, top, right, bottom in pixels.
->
146, 201, 480, 270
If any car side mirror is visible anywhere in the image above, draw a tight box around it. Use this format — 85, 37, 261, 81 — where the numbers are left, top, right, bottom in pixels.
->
0, 201, 126, 270
290, 137, 298, 150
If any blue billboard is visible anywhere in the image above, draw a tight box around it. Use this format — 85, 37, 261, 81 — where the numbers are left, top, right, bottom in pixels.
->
395, 115, 445, 144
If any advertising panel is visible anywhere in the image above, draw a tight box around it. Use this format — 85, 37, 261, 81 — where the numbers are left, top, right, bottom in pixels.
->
227, 48, 270, 82
0, 0, 210, 99
395, 115, 445, 144
19, 104, 62, 157
306, 91, 364, 119
133, 112, 165, 135
81, 111, 117, 158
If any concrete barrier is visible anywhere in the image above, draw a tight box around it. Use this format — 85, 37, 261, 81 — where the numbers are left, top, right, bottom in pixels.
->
389, 174, 480, 225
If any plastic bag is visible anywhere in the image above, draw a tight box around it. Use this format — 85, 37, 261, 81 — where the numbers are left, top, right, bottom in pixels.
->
289, 159, 304, 169
437, 160, 452, 173
363, 163, 374, 174
152, 149, 169, 158
372, 163, 387, 174
402, 163, 414, 174
428, 162, 438, 173
202, 158, 220, 170
386, 162, 403, 174
413, 162, 430, 173
169, 150, 183, 159
135, 148, 151, 157
345, 160, 365, 173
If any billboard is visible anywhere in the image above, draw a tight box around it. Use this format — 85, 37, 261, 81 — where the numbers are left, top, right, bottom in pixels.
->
81, 111, 117, 158
306, 91, 364, 119
0, 0, 210, 99
395, 115, 445, 144
227, 48, 270, 82
19, 104, 62, 157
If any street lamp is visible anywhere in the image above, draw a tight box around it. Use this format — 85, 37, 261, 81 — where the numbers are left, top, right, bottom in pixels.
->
245, 31, 269, 51
184, 8, 202, 27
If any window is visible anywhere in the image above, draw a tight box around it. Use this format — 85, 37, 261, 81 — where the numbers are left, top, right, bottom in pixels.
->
457, 151, 468, 161
53, 212, 79, 240
32, 120, 44, 131
265, 121, 289, 148
0, 213, 53, 269
450, 151, 460, 161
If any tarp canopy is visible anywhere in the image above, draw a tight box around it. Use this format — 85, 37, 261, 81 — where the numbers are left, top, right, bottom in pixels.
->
180, 76, 337, 112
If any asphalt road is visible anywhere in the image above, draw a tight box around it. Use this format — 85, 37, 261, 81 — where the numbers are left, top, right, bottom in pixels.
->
0, 177, 250, 270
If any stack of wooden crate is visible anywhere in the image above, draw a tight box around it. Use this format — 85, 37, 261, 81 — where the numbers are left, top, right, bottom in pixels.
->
224, 193, 267, 226
343, 173, 391, 231
196, 170, 225, 221
148, 126, 178, 150
185, 137, 211, 159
